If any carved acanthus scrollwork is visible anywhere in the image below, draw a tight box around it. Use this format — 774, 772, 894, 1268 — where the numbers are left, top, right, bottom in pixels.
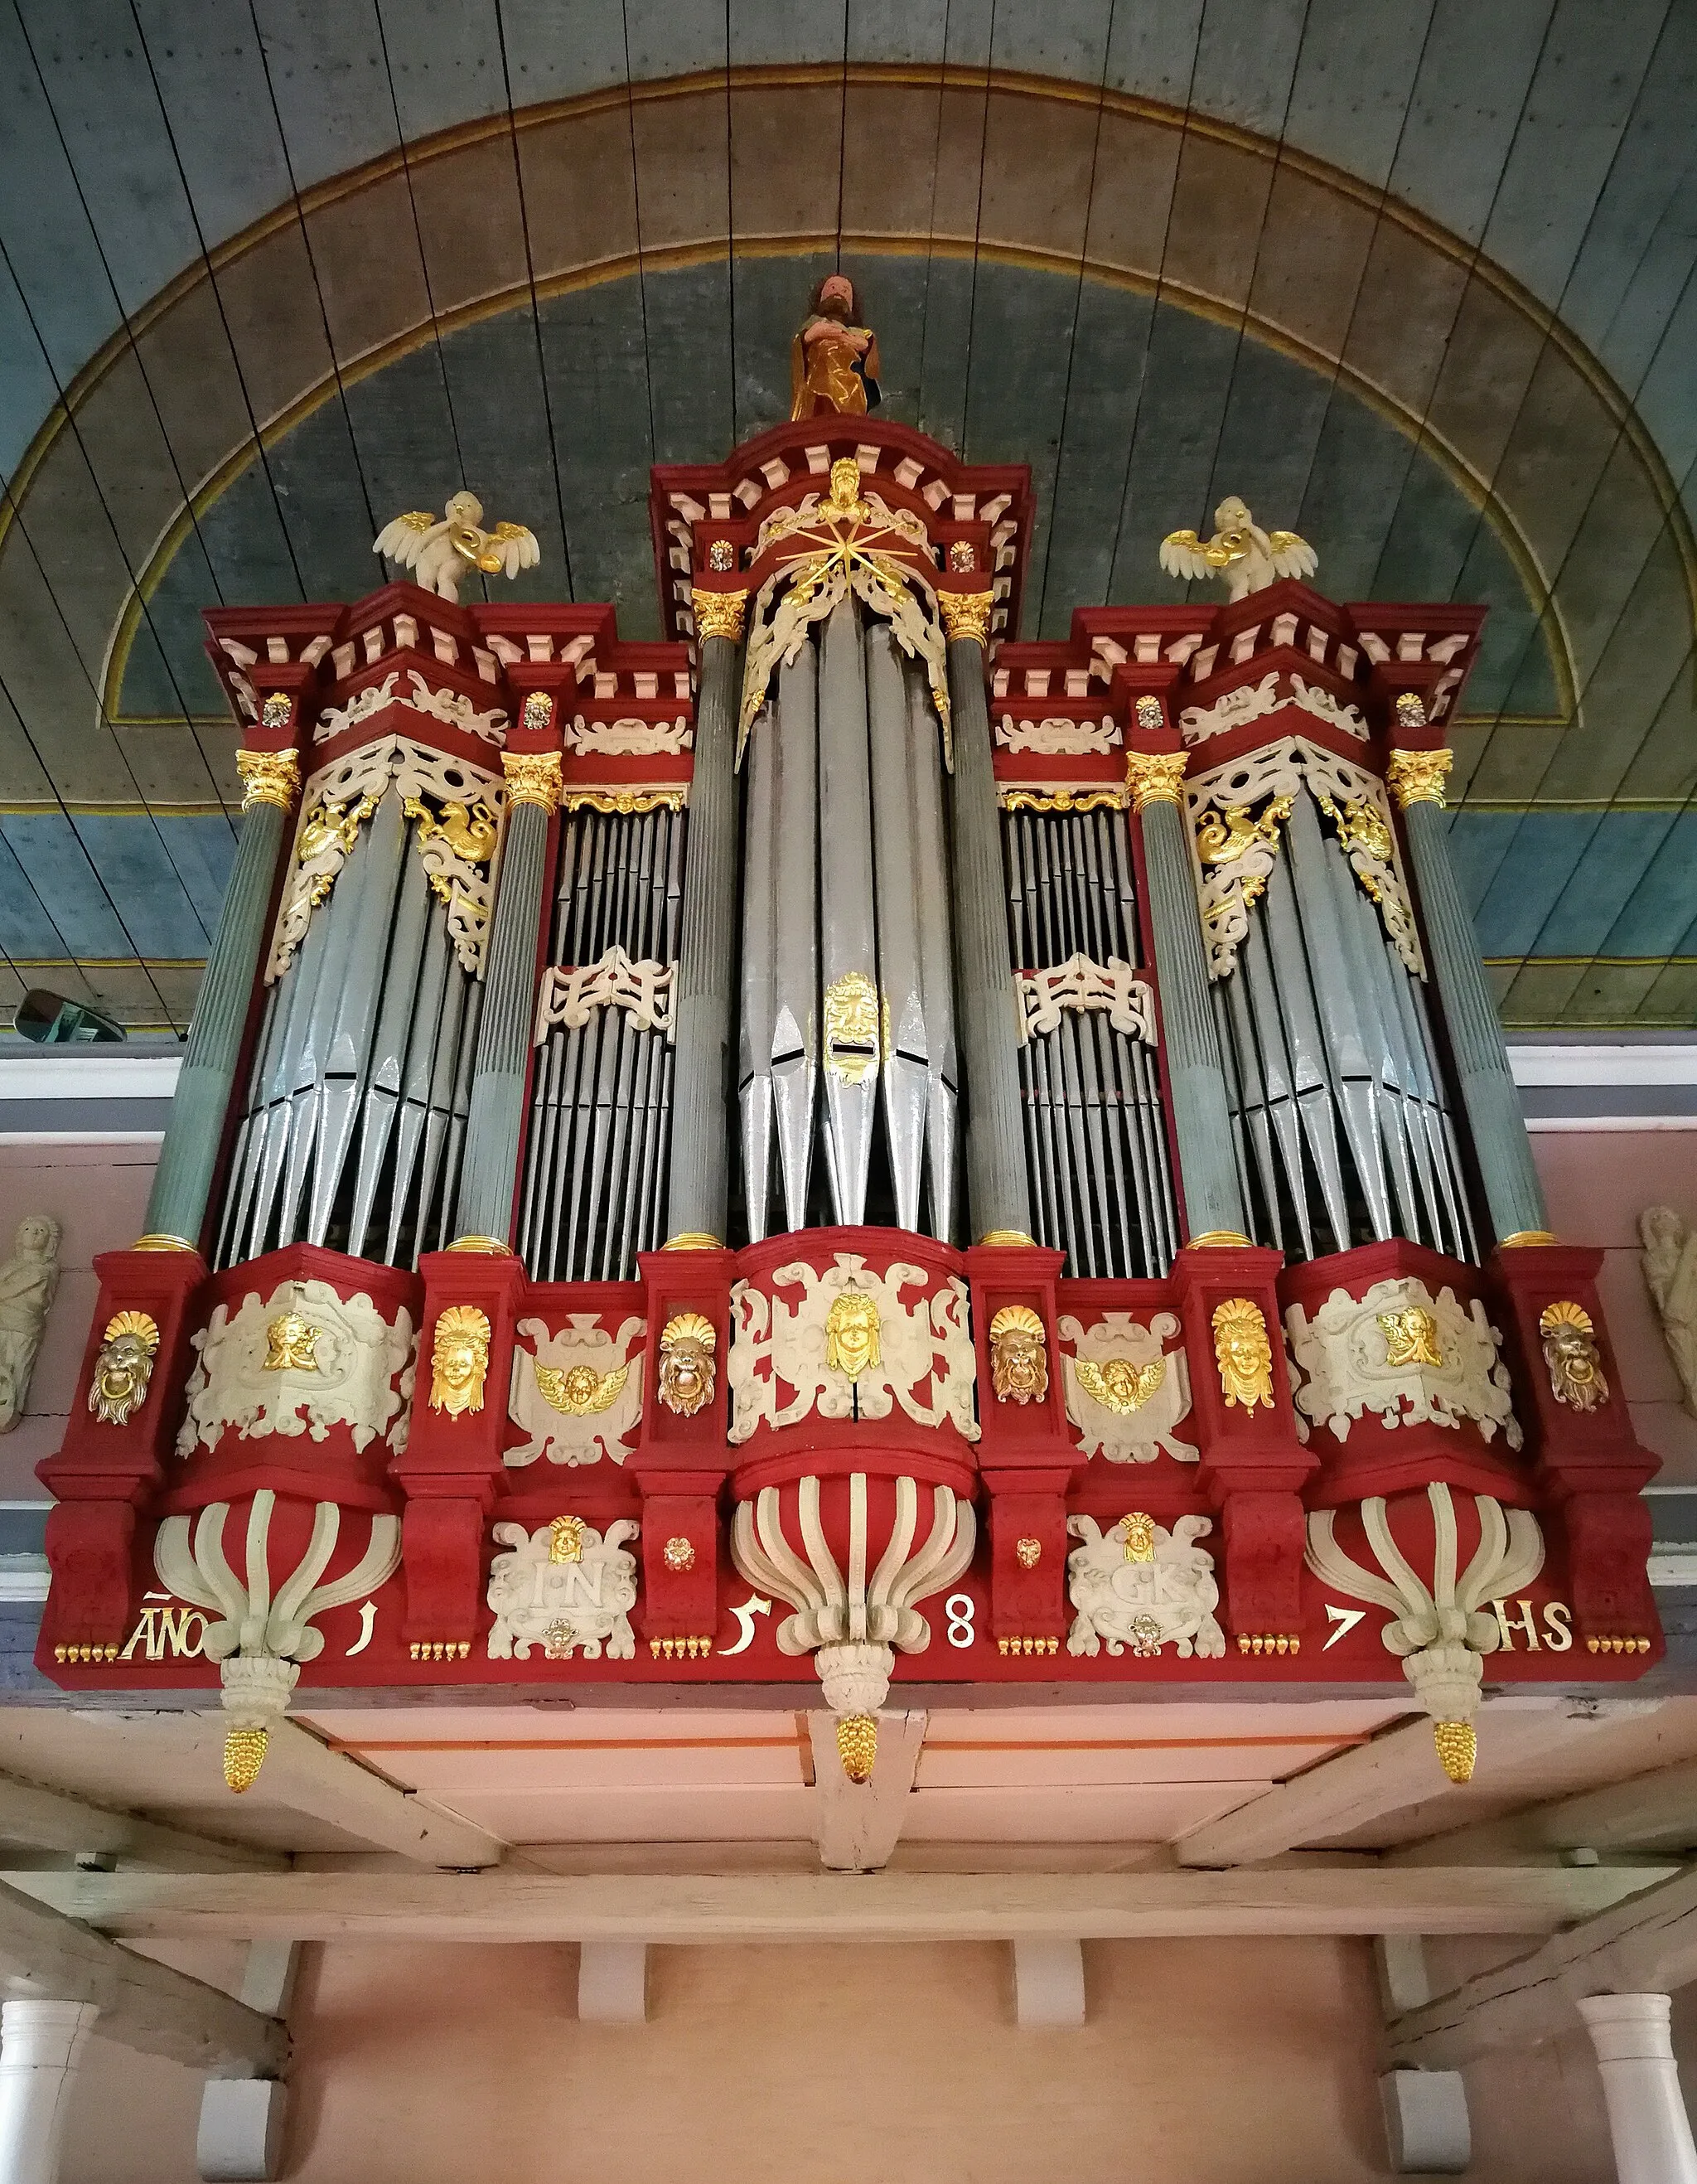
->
1284, 1276, 1521, 1447
1013, 955, 1156, 1045
564, 715, 693, 756
727, 1254, 979, 1445
533, 948, 676, 1043
268, 736, 505, 980
997, 714, 1120, 755
738, 462, 951, 758
1187, 737, 1421, 979
176, 1281, 415, 1458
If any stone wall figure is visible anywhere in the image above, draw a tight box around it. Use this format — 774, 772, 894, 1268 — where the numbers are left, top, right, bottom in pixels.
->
1641, 1206, 1697, 1421
0, 1215, 60, 1432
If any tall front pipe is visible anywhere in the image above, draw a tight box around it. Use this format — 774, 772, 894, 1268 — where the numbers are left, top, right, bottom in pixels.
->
1388, 741, 1550, 1245
819, 595, 878, 1224
940, 593, 1032, 1243
450, 748, 561, 1250
138, 738, 301, 1252
666, 593, 746, 1246
1125, 741, 1250, 1244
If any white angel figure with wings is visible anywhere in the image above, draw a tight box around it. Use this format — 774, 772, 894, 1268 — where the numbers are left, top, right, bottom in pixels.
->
1159, 495, 1317, 602
373, 491, 540, 603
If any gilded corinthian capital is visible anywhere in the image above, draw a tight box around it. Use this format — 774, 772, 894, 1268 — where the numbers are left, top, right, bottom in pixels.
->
1386, 748, 1453, 810
1124, 750, 1188, 811
502, 748, 563, 814
235, 747, 302, 811
937, 590, 994, 646
692, 588, 749, 643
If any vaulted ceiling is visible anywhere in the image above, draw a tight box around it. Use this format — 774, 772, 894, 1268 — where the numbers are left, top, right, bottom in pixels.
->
2, 0, 1693, 1034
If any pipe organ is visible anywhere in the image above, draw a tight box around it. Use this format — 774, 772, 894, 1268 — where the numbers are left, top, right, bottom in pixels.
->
40, 409, 1661, 1799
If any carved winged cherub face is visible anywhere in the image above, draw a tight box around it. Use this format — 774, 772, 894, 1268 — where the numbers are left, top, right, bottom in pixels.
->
989, 1305, 1048, 1404
446, 491, 484, 526
658, 1313, 716, 1416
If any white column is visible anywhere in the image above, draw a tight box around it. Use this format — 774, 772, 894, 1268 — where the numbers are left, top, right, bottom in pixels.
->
0, 2000, 100, 2184
1579, 1993, 1697, 2184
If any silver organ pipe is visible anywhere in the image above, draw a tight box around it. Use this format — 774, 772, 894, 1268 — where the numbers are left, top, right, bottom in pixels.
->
516, 801, 684, 1281
1001, 805, 1177, 1278
737, 595, 958, 1240
1209, 781, 1476, 1261
216, 784, 481, 1270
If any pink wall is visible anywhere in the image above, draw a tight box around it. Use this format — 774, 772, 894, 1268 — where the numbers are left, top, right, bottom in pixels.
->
58, 1936, 1627, 2184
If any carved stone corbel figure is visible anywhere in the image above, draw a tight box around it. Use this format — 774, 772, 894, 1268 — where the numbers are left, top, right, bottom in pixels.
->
0, 1215, 60, 1432
1641, 1207, 1697, 1421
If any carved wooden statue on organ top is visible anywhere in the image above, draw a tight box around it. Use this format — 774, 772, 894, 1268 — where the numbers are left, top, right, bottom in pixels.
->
790, 274, 882, 419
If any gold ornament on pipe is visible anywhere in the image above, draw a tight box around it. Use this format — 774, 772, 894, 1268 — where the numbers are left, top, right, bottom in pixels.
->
692, 588, 750, 643
824, 971, 881, 1084
937, 590, 994, 646
502, 748, 563, 814
1211, 1297, 1274, 1411
561, 786, 686, 815
430, 1304, 491, 1417
235, 747, 301, 811
1386, 748, 1453, 810
1124, 750, 1187, 811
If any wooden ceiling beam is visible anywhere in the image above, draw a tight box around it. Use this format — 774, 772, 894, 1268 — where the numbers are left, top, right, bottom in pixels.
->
3, 1861, 1671, 1947
1389, 1862, 1697, 2069
0, 1876, 285, 2074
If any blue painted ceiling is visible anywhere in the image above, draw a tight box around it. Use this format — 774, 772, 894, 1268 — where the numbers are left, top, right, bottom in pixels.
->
1, 0, 1694, 1033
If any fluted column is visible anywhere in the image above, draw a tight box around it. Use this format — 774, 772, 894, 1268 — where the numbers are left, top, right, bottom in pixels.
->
450, 749, 560, 1249
1127, 749, 1250, 1242
138, 746, 300, 1253
941, 598, 1032, 1243
1389, 746, 1550, 1246
665, 594, 745, 1247
1579, 1994, 1697, 2184
0, 2001, 99, 2184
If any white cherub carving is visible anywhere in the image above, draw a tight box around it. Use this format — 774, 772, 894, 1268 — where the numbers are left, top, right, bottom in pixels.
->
1065, 1513, 1226, 1659
486, 1519, 639, 1660
374, 492, 540, 603
1159, 496, 1317, 601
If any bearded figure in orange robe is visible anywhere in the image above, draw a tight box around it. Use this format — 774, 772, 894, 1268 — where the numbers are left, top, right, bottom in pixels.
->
790, 273, 882, 420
